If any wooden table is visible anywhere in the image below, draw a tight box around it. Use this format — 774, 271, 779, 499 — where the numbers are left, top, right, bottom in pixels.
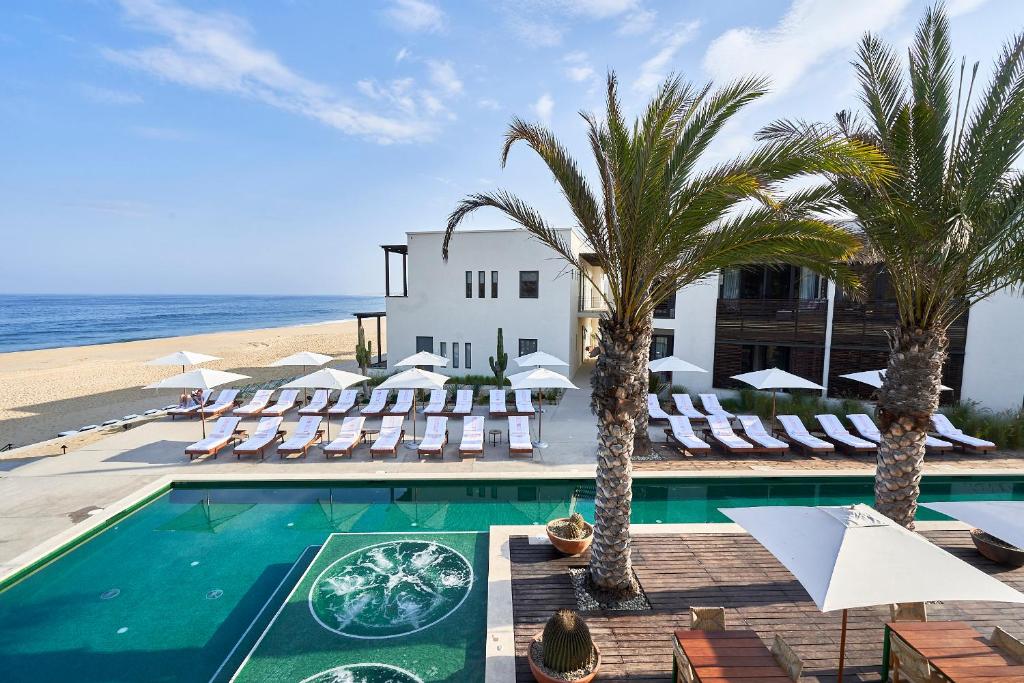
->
883, 621, 1024, 682
673, 629, 791, 681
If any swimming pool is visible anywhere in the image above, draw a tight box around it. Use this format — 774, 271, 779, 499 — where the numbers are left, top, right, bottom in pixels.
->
1, 475, 1022, 682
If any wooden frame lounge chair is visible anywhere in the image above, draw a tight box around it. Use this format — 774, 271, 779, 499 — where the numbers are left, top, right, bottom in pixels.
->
360, 389, 390, 417
706, 414, 754, 453
418, 416, 448, 458
203, 390, 240, 419
423, 389, 448, 415
816, 414, 876, 455
370, 415, 405, 457
489, 389, 509, 418
327, 389, 358, 416
508, 415, 534, 458
390, 389, 414, 415
451, 389, 474, 416
298, 389, 330, 415
931, 413, 996, 453
277, 416, 324, 458
459, 416, 485, 458
234, 389, 274, 416
648, 394, 671, 421
323, 416, 365, 458
698, 393, 735, 419
167, 393, 210, 420
672, 394, 706, 421
849, 413, 953, 453
514, 389, 536, 416
777, 415, 834, 454
737, 415, 789, 453
234, 416, 285, 460
771, 635, 804, 682
664, 415, 711, 455
262, 389, 300, 417
185, 416, 242, 459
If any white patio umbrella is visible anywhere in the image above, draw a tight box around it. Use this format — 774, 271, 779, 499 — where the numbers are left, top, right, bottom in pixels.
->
270, 351, 335, 400
648, 355, 707, 374
840, 369, 953, 392
722, 503, 1024, 682
396, 351, 450, 368
922, 501, 1024, 549
377, 368, 449, 449
145, 368, 250, 437
508, 368, 578, 448
146, 350, 220, 374
514, 350, 569, 368
281, 368, 367, 440
731, 367, 826, 434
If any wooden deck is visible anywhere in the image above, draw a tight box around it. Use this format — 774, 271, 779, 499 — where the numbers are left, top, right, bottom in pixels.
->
510, 530, 1024, 682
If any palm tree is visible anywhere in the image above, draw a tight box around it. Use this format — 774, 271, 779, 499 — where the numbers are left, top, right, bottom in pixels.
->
759, 5, 1024, 528
444, 73, 884, 598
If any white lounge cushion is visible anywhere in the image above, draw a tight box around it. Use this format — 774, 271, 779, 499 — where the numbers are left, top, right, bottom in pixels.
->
424, 389, 447, 413
328, 389, 358, 415
263, 389, 300, 416
737, 415, 788, 450
515, 389, 536, 413
490, 390, 508, 413
235, 390, 274, 415
236, 416, 284, 451
460, 416, 484, 452
207, 389, 239, 410
667, 415, 711, 451
673, 394, 706, 419
372, 416, 404, 450
324, 416, 365, 453
453, 390, 474, 414
299, 390, 330, 414
280, 416, 322, 450
707, 414, 753, 449
361, 389, 389, 414
419, 416, 448, 452
847, 414, 882, 442
932, 414, 996, 448
186, 417, 241, 452
508, 416, 532, 450
391, 389, 414, 413
648, 394, 670, 420
816, 414, 875, 448
699, 394, 735, 418
777, 415, 834, 450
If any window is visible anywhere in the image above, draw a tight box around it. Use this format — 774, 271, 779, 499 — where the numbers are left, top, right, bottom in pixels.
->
653, 292, 676, 319
452, 343, 460, 369
519, 271, 539, 298
465, 271, 472, 298
439, 341, 447, 358
491, 271, 498, 298
415, 336, 433, 354
465, 343, 472, 369
478, 270, 486, 298
519, 338, 538, 356
741, 344, 791, 373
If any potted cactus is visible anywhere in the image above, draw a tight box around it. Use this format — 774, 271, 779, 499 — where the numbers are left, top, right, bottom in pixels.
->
529, 609, 601, 683
546, 512, 594, 556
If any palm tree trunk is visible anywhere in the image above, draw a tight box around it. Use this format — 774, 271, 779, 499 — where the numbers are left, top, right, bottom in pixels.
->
588, 317, 646, 599
875, 325, 947, 529
632, 317, 653, 456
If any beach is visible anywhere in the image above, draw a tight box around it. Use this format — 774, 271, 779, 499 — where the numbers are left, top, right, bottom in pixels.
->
0, 319, 385, 452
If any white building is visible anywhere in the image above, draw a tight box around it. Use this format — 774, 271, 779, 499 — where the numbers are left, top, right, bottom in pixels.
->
382, 228, 1024, 412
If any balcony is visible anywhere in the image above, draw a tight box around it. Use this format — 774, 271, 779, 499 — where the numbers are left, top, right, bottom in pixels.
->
715, 298, 828, 345
831, 300, 968, 350
578, 290, 609, 314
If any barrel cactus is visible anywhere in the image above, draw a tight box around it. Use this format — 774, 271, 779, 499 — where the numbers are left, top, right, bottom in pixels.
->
541, 609, 594, 673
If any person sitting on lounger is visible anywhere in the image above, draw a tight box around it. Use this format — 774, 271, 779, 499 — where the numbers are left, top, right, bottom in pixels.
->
178, 392, 192, 409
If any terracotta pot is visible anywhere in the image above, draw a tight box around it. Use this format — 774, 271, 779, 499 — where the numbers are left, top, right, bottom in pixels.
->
546, 519, 594, 556
972, 528, 1024, 567
528, 632, 601, 683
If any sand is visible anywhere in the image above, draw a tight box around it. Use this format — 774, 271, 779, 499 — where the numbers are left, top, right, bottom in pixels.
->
0, 319, 385, 452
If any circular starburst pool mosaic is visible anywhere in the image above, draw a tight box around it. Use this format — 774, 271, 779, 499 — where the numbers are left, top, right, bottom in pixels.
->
299, 663, 423, 683
308, 540, 473, 639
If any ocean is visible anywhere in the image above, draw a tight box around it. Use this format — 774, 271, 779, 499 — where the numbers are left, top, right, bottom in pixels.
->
0, 294, 385, 353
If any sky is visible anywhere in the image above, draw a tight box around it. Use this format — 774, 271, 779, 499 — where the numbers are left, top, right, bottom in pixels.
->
0, 0, 1020, 296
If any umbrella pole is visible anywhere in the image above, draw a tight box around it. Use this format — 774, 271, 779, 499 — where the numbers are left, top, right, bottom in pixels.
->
200, 402, 206, 438
405, 394, 418, 450
772, 389, 777, 435
837, 608, 848, 682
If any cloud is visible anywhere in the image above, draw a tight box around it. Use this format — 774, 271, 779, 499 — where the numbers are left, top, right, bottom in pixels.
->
533, 93, 554, 123
560, 0, 640, 19
501, 0, 646, 46
426, 59, 463, 95
79, 84, 143, 105
477, 98, 501, 110
702, 0, 910, 96
104, 0, 441, 143
634, 20, 700, 92
617, 8, 656, 35
384, 0, 445, 33
563, 51, 595, 82
947, 0, 989, 16
395, 47, 410, 63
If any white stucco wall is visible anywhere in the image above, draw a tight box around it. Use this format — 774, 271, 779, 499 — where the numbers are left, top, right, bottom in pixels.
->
655, 274, 719, 392
960, 288, 1024, 411
385, 229, 579, 376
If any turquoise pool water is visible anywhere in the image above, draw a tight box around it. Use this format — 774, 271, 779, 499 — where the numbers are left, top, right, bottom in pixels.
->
0, 475, 1022, 682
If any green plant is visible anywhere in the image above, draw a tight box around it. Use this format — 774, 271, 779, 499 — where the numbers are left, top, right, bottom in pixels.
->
489, 328, 508, 386
648, 373, 667, 396
541, 610, 594, 673
355, 327, 373, 394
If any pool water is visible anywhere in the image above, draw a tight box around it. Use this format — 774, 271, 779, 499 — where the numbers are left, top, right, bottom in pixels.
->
0, 475, 1022, 682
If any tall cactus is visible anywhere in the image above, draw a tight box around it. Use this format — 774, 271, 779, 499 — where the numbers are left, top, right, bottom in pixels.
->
355, 326, 372, 394
542, 609, 594, 673
489, 327, 508, 386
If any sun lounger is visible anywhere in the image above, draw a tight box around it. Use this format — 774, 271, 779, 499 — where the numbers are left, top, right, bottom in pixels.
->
931, 413, 996, 452
514, 389, 536, 416
234, 389, 274, 416
277, 416, 324, 458
777, 415, 834, 453
816, 414, 876, 454
234, 416, 285, 460
508, 415, 534, 458
370, 415, 405, 457
323, 416, 365, 458
848, 413, 953, 453
672, 394, 707, 420
648, 394, 670, 421
203, 389, 240, 419
736, 415, 788, 453
390, 389, 414, 415
423, 389, 448, 415
185, 416, 242, 459
361, 389, 390, 416
459, 416, 485, 457
298, 389, 330, 415
327, 389, 358, 415
490, 389, 509, 417
451, 389, 474, 415
699, 394, 735, 419
706, 414, 754, 453
664, 415, 711, 455
167, 394, 207, 420
262, 389, 299, 416
418, 416, 448, 458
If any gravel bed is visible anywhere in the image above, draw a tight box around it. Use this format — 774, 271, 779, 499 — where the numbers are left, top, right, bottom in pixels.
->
569, 567, 652, 612
528, 638, 598, 681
